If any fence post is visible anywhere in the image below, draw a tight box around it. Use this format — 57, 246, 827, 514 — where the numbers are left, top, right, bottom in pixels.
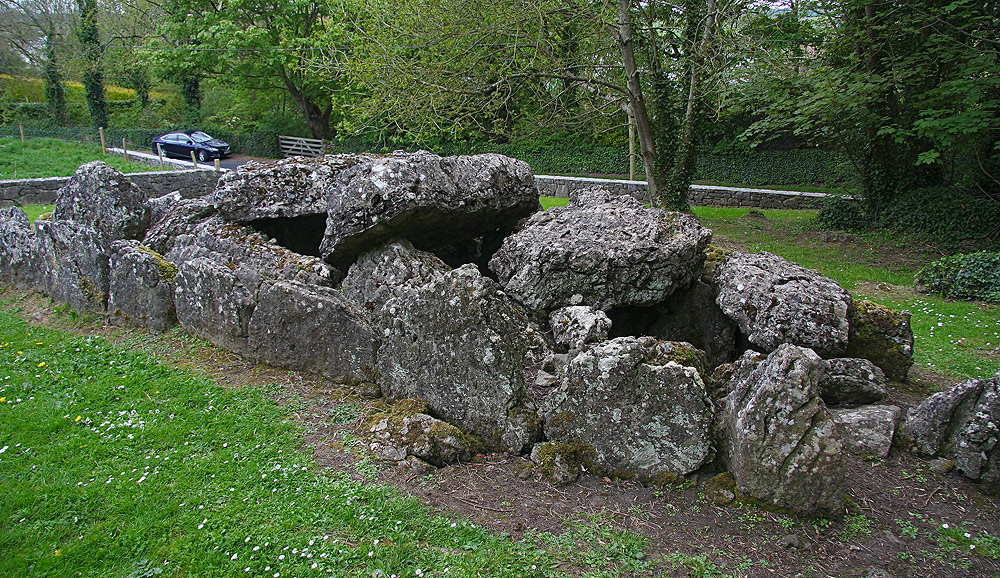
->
18, 124, 25, 143
157, 143, 164, 166
122, 138, 128, 159
190, 151, 198, 168
99, 127, 106, 154
214, 159, 221, 172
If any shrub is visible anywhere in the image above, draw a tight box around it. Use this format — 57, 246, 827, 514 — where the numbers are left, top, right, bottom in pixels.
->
915, 251, 1000, 303
877, 186, 1000, 248
816, 196, 868, 231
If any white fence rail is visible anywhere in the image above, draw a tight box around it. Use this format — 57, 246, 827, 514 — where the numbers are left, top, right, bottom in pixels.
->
277, 135, 326, 158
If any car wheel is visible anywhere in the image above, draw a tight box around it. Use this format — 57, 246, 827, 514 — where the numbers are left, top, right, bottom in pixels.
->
197, 150, 207, 162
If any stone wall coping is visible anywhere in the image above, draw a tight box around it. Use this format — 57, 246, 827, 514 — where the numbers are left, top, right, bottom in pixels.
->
534, 174, 833, 200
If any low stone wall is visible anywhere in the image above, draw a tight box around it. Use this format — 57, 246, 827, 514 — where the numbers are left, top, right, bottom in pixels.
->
1, 168, 221, 207
535, 175, 830, 210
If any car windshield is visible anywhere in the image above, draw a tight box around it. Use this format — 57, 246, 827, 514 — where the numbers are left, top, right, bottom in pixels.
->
190, 131, 214, 143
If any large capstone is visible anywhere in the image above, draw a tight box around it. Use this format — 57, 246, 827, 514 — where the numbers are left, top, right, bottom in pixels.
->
107, 241, 178, 333
375, 263, 542, 454
718, 343, 844, 515
53, 161, 150, 240
541, 336, 715, 481
247, 280, 378, 384
489, 188, 712, 311
320, 152, 539, 267
211, 155, 364, 222
901, 370, 1000, 485
715, 251, 852, 357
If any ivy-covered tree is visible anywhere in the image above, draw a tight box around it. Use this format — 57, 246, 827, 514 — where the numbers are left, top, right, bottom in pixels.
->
76, 0, 107, 129
44, 27, 67, 124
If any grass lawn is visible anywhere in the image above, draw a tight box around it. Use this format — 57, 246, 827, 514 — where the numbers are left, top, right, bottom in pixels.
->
0, 137, 159, 179
0, 300, 556, 578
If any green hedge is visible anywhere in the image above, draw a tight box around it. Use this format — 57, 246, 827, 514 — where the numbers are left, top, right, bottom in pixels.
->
915, 251, 1000, 302
877, 187, 1000, 247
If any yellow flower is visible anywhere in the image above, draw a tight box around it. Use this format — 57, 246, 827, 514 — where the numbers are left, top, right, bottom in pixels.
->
35, 342, 43, 345
54, 550, 61, 557
74, 416, 82, 422
0, 397, 5, 403
37, 362, 46, 367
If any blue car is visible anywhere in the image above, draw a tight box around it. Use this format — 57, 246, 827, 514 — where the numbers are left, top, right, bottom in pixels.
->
151, 131, 231, 162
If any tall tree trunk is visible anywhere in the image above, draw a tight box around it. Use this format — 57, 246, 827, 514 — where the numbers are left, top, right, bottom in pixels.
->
77, 0, 108, 130
615, 0, 661, 203
279, 67, 334, 140
44, 32, 67, 126
181, 74, 201, 125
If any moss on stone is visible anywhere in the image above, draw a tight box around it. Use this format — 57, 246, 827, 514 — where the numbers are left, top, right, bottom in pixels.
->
137, 245, 178, 282
846, 300, 913, 382
644, 340, 708, 378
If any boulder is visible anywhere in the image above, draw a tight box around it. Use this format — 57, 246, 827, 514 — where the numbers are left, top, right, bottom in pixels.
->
530, 442, 583, 486
845, 300, 914, 382
819, 358, 889, 406
34, 220, 110, 312
142, 197, 217, 255
211, 154, 364, 222
715, 251, 852, 357
709, 349, 766, 401
650, 280, 738, 368
341, 240, 449, 315
247, 280, 378, 384
0, 207, 44, 288
168, 218, 339, 353
367, 399, 481, 467
147, 190, 183, 226
53, 161, 150, 240
320, 152, 539, 267
548, 306, 611, 351
901, 370, 1000, 485
489, 188, 712, 311
107, 241, 178, 333
830, 405, 900, 458
541, 336, 715, 481
376, 264, 542, 454
719, 344, 844, 515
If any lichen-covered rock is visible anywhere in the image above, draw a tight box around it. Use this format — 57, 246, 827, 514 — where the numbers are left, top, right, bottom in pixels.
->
819, 358, 888, 406
53, 161, 150, 240
650, 280, 738, 368
830, 405, 900, 458
34, 220, 110, 312
530, 441, 583, 486
341, 240, 450, 315
0, 207, 44, 288
211, 154, 363, 222
845, 300, 914, 382
142, 197, 217, 255
320, 151, 539, 266
367, 399, 482, 467
168, 219, 339, 353
541, 336, 715, 481
377, 264, 542, 454
901, 370, 1000, 485
107, 240, 178, 333
715, 251, 852, 357
718, 343, 844, 515
709, 349, 766, 400
548, 306, 611, 351
489, 188, 712, 311
247, 280, 378, 384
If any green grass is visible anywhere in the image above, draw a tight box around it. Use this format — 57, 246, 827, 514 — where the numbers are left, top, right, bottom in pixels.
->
20, 204, 54, 222
0, 137, 159, 179
0, 304, 559, 578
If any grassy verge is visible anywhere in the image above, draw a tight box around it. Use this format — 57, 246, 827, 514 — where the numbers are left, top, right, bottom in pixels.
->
0, 137, 159, 179
0, 302, 557, 578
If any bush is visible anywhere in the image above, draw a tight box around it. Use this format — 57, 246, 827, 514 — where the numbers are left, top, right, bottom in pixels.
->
877, 187, 1000, 248
915, 251, 1000, 303
816, 196, 868, 231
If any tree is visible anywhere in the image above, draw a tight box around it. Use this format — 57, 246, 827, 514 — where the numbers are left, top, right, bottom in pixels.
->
735, 0, 1000, 215
76, 0, 108, 129
44, 26, 67, 124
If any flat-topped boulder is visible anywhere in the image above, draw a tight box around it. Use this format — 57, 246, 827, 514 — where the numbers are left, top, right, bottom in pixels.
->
320, 151, 539, 267
53, 161, 150, 240
211, 154, 365, 222
715, 251, 852, 357
489, 188, 712, 311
